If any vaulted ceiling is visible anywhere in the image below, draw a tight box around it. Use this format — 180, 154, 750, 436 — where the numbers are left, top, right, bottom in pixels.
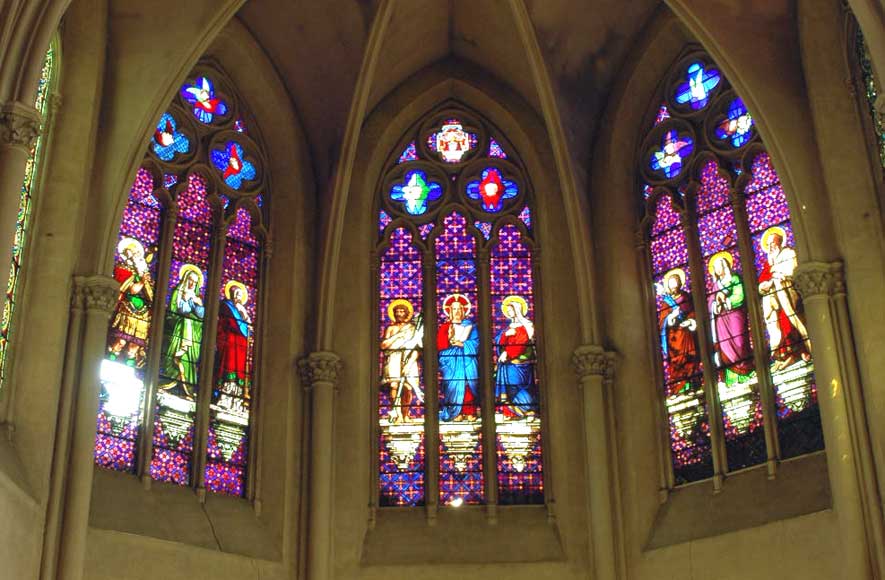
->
238, 0, 660, 186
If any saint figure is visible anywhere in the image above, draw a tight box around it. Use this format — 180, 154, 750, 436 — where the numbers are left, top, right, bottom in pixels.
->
380, 298, 424, 422
757, 227, 811, 371
163, 264, 205, 397
495, 295, 536, 418
108, 237, 154, 368
655, 268, 700, 395
708, 252, 754, 385
217, 280, 252, 397
437, 293, 479, 421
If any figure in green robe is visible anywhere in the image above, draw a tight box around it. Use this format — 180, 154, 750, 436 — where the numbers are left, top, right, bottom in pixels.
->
163, 264, 205, 397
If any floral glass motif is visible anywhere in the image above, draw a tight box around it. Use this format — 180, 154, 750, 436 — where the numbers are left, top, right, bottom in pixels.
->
152, 112, 191, 162
643, 52, 823, 485
427, 119, 477, 163
389, 170, 443, 216
466, 168, 519, 212
674, 62, 721, 110
378, 114, 541, 508
181, 76, 229, 124
0, 43, 54, 391
715, 98, 754, 148
211, 142, 257, 190
650, 130, 694, 179
398, 141, 418, 164
654, 103, 671, 126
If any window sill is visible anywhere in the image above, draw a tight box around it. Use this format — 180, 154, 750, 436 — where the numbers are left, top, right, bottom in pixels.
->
646, 451, 831, 550
361, 504, 564, 566
90, 468, 280, 561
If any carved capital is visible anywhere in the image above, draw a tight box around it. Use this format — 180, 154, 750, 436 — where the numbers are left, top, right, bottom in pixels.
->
74, 275, 119, 316
298, 351, 343, 389
794, 261, 845, 300
571, 345, 616, 384
0, 101, 41, 151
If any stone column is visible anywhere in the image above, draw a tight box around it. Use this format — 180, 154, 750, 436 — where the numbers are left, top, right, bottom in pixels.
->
0, 102, 40, 300
572, 345, 620, 580
794, 261, 884, 578
298, 351, 342, 580
57, 275, 118, 580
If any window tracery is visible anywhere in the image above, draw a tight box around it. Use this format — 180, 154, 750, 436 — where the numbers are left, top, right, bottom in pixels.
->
376, 109, 543, 507
640, 53, 823, 486
96, 66, 267, 498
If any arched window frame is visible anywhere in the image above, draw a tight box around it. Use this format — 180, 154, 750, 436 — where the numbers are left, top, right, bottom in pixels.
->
373, 104, 549, 511
638, 50, 823, 491
95, 61, 270, 500
0, 34, 61, 397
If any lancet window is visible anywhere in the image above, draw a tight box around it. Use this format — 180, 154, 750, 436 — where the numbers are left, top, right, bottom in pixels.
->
376, 109, 544, 508
639, 52, 824, 487
95, 67, 268, 497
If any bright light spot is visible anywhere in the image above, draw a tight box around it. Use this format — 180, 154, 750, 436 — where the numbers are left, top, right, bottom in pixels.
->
449, 498, 464, 508
100, 360, 144, 417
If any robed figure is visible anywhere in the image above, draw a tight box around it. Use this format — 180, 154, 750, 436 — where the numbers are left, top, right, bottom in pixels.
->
163, 264, 205, 397
655, 268, 701, 395
217, 280, 252, 395
437, 293, 479, 421
708, 252, 754, 384
109, 237, 154, 368
757, 227, 811, 371
495, 295, 536, 418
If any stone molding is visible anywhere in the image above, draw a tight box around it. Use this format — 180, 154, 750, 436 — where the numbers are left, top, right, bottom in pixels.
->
0, 101, 41, 151
74, 275, 119, 315
794, 261, 845, 299
571, 345, 616, 383
299, 351, 343, 389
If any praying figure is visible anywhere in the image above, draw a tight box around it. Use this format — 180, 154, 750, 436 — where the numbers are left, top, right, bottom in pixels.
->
708, 252, 754, 385
163, 264, 205, 397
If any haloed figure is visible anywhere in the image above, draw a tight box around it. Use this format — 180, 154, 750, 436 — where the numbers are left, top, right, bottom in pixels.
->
217, 280, 252, 396
708, 252, 754, 385
108, 237, 154, 368
381, 298, 424, 422
655, 268, 700, 395
163, 264, 205, 398
495, 295, 536, 418
437, 294, 479, 422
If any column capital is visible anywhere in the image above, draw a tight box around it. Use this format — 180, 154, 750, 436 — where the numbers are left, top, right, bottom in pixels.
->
571, 345, 616, 383
73, 275, 119, 316
794, 261, 845, 299
0, 101, 41, 151
298, 351, 343, 389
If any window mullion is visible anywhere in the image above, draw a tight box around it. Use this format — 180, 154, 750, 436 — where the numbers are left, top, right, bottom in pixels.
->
729, 187, 781, 476
683, 195, 727, 491
476, 248, 498, 515
138, 202, 178, 485
193, 224, 228, 500
422, 250, 440, 523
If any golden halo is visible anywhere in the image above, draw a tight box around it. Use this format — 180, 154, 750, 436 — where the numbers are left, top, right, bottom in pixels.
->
387, 298, 414, 322
178, 263, 204, 288
761, 226, 787, 250
501, 295, 528, 317
663, 268, 687, 288
224, 280, 249, 303
707, 251, 734, 276
116, 236, 144, 257
443, 293, 472, 318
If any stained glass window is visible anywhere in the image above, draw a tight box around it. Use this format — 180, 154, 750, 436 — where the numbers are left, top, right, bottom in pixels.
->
97, 66, 267, 498
0, 40, 56, 391
855, 25, 885, 171
641, 53, 823, 486
377, 113, 543, 508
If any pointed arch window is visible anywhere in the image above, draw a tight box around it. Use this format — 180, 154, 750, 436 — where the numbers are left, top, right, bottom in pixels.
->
0, 38, 58, 390
376, 110, 544, 508
95, 67, 268, 498
640, 53, 824, 487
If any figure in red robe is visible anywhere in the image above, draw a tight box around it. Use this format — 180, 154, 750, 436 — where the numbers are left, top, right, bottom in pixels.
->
216, 281, 252, 400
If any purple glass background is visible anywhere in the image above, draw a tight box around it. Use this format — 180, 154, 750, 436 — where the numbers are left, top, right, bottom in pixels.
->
435, 213, 483, 505
490, 225, 543, 504
379, 227, 425, 506
95, 168, 162, 473
398, 141, 418, 163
